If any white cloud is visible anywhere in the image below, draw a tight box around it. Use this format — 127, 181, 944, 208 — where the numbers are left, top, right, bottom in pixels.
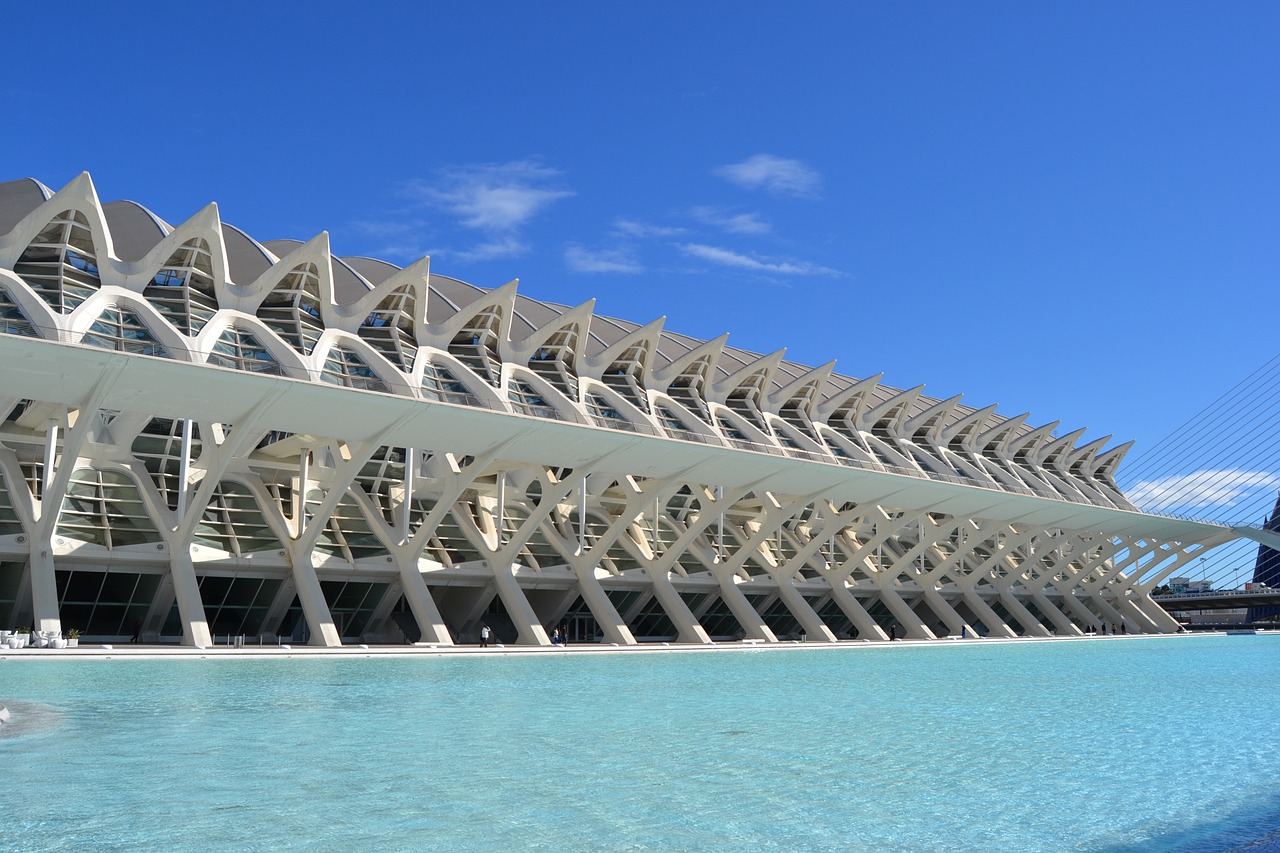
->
714, 154, 821, 197
404, 160, 573, 232
450, 236, 530, 263
1129, 469, 1280, 512
689, 206, 771, 235
679, 243, 838, 276
564, 244, 643, 274
612, 218, 687, 239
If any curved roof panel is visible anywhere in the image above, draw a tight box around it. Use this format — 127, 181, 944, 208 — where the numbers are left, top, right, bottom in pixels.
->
221, 223, 277, 285
331, 255, 373, 305
102, 200, 171, 262
426, 274, 488, 325
0, 177, 51, 237
342, 256, 402, 287
511, 294, 568, 342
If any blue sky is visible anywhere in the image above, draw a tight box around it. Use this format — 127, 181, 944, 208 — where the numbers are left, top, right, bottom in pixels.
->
3, 2, 1278, 542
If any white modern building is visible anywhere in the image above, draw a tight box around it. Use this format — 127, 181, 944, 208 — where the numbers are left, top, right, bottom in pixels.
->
0, 173, 1239, 646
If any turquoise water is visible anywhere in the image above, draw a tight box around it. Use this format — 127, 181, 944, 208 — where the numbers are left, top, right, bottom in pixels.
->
2, 635, 1279, 851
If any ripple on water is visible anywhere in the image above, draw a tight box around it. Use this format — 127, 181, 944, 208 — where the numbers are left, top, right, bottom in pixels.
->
1, 635, 1279, 851
0, 699, 64, 740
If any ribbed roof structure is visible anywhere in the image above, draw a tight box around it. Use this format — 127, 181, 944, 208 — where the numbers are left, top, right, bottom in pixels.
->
0, 173, 1237, 649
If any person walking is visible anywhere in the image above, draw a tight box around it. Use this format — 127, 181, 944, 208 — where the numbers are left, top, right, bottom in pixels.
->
480, 624, 490, 648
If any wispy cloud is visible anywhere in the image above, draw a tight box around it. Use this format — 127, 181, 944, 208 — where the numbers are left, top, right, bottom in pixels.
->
1129, 469, 1280, 512
451, 235, 530, 263
404, 160, 573, 231
679, 243, 838, 276
613, 218, 687, 239
689, 206, 771, 235
564, 244, 643, 274
714, 154, 821, 198
394, 160, 572, 261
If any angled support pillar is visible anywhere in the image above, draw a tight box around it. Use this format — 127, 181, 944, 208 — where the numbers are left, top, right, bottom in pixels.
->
872, 579, 936, 640
29, 370, 126, 633
490, 556, 550, 646
1057, 587, 1104, 631
918, 584, 971, 637
893, 517, 973, 637
1130, 592, 1182, 633
1083, 590, 1129, 633
389, 447, 510, 644
1104, 591, 1160, 633
1029, 589, 1084, 636
291, 550, 341, 647
695, 489, 780, 642
960, 589, 1018, 638
571, 567, 634, 645
946, 524, 1017, 636
825, 580, 889, 640
24, 549, 60, 635
169, 550, 213, 647
1068, 542, 1148, 634
395, 554, 452, 644
648, 569, 711, 644
772, 579, 837, 642
712, 571, 775, 641
996, 587, 1052, 637
624, 482, 743, 646
698, 533, 776, 642
756, 502, 844, 643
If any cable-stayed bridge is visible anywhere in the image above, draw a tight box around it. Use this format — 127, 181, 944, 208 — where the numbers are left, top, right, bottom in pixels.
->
1118, 352, 1280, 621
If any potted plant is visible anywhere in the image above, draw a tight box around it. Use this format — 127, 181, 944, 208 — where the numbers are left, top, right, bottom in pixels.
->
66, 629, 80, 648
15, 627, 30, 649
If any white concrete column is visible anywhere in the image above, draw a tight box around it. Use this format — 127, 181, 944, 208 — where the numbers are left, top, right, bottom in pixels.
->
490, 558, 550, 646
1099, 590, 1153, 633
997, 588, 1053, 637
713, 575, 776, 641
1130, 592, 1182, 633
396, 554, 452, 644
170, 549, 212, 647
26, 548, 61, 634
1029, 589, 1084, 636
291, 551, 341, 647
42, 419, 58, 497
1081, 588, 1131, 633
648, 569, 711, 644
772, 580, 837, 642
871, 577, 936, 639
1057, 587, 1105, 631
825, 580, 890, 640
572, 567, 635, 645
960, 588, 1019, 638
176, 419, 192, 519
918, 584, 972, 637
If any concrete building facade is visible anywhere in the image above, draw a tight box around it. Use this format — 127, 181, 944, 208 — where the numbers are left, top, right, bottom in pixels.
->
0, 173, 1236, 646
